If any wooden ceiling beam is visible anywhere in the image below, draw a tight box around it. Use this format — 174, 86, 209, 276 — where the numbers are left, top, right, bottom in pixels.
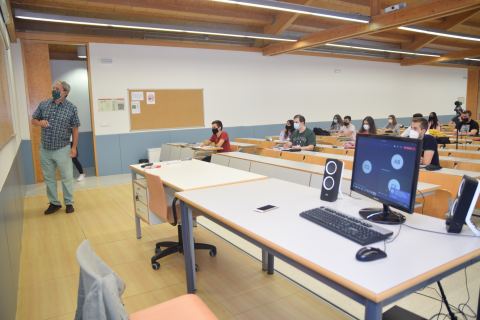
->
2, 0, 16, 41
402, 9, 480, 51
263, 0, 480, 56
263, 0, 314, 35
401, 46, 480, 66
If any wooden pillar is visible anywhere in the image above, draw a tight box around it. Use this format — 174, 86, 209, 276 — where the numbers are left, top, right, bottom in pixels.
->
466, 67, 480, 120
21, 40, 52, 183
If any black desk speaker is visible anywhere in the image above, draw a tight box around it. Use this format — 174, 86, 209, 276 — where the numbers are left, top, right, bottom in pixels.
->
446, 175, 480, 234
320, 159, 344, 202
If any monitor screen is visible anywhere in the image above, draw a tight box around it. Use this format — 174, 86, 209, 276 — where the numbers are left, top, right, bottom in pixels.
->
351, 134, 422, 214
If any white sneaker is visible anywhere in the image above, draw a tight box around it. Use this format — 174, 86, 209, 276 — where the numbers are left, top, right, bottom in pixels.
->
77, 173, 86, 181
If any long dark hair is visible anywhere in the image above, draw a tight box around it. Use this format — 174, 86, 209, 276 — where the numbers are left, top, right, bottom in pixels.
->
388, 114, 397, 126
428, 112, 439, 129
284, 119, 294, 135
359, 116, 377, 134
330, 114, 343, 129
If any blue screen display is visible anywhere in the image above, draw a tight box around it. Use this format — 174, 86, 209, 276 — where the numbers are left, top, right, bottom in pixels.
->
351, 136, 420, 212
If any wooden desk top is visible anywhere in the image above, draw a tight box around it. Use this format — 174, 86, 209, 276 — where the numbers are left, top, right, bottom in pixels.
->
176, 178, 480, 303
130, 159, 266, 191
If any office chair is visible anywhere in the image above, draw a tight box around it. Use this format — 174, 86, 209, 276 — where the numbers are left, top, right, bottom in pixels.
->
75, 240, 218, 320
144, 171, 217, 270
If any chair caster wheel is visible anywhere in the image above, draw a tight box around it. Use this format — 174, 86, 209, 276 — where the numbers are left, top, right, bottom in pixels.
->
152, 262, 160, 270
209, 248, 217, 257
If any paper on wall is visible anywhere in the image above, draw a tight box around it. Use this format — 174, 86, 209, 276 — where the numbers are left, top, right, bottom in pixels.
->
131, 101, 141, 114
98, 99, 114, 112
131, 91, 144, 101
114, 99, 125, 111
146, 92, 155, 104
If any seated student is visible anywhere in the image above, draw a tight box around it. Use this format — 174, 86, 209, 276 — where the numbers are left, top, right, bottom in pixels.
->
358, 116, 377, 135
279, 119, 294, 142
428, 112, 441, 131
338, 115, 356, 140
330, 114, 343, 132
455, 110, 479, 136
410, 117, 440, 166
201, 120, 231, 161
384, 114, 401, 135
401, 113, 423, 137
283, 114, 316, 151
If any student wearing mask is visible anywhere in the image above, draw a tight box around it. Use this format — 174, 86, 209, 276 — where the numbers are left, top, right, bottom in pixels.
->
401, 113, 423, 137
358, 116, 377, 135
338, 115, 356, 140
455, 110, 479, 136
202, 120, 231, 162
279, 119, 294, 141
410, 117, 440, 167
384, 114, 401, 135
284, 114, 316, 151
330, 114, 343, 132
428, 112, 441, 131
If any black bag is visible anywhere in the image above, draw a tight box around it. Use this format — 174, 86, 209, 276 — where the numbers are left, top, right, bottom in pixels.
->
436, 137, 450, 144
313, 127, 330, 136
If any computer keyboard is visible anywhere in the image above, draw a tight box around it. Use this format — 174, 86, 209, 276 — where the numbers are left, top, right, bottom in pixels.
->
299, 206, 393, 245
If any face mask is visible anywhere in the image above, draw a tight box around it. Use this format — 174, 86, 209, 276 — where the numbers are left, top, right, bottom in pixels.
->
363, 124, 370, 131
333, 119, 338, 124
409, 130, 420, 139
293, 122, 300, 130
344, 120, 349, 125
462, 117, 469, 123
212, 128, 219, 134
285, 125, 293, 130
388, 119, 393, 124
52, 90, 61, 100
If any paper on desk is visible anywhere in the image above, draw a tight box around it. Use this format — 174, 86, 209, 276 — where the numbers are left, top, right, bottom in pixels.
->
131, 91, 144, 101
131, 101, 141, 114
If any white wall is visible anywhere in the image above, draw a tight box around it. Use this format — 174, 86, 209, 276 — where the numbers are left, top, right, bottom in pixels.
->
50, 60, 91, 132
89, 43, 467, 136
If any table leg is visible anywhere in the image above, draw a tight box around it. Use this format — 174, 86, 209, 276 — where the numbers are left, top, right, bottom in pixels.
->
365, 300, 382, 320
135, 215, 142, 239
180, 200, 196, 293
267, 253, 274, 275
262, 249, 268, 271
132, 171, 142, 239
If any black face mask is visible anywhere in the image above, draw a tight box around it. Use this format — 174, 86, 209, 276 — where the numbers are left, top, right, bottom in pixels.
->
344, 121, 350, 125
285, 125, 293, 130
462, 117, 469, 123
212, 128, 219, 134
428, 116, 434, 121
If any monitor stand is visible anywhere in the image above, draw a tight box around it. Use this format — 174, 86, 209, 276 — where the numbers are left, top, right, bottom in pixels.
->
359, 204, 405, 225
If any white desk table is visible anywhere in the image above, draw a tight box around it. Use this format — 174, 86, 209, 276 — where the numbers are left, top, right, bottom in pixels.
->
175, 178, 480, 319
129, 160, 266, 238
214, 152, 439, 196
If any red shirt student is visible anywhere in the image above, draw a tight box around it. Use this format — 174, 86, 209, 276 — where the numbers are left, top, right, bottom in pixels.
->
204, 120, 231, 153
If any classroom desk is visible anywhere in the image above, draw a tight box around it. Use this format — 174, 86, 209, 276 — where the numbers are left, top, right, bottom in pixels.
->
230, 141, 257, 152
443, 144, 480, 151
175, 178, 480, 318
439, 148, 480, 159
213, 152, 439, 197
129, 159, 266, 238
234, 137, 277, 149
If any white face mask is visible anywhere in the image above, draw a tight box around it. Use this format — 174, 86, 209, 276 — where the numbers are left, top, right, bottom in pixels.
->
293, 122, 300, 130
409, 130, 420, 139
363, 124, 370, 131
333, 119, 338, 123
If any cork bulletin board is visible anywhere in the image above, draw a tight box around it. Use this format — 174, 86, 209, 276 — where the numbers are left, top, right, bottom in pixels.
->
128, 89, 204, 131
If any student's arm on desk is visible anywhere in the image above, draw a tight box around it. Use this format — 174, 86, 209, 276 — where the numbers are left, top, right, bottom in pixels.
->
421, 150, 434, 165
292, 144, 314, 151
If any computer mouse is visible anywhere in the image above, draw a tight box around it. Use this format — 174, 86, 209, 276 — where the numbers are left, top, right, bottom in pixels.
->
355, 247, 387, 262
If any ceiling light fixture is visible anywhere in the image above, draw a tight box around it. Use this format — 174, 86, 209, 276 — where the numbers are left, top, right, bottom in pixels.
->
399, 26, 480, 42
15, 9, 297, 42
465, 58, 480, 62
212, 0, 370, 24
325, 43, 441, 57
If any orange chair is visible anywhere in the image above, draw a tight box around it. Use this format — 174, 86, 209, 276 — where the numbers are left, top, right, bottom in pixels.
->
417, 189, 452, 219
75, 240, 218, 320
280, 152, 305, 162
258, 148, 281, 158
439, 159, 456, 169
145, 171, 216, 270
303, 155, 325, 165
456, 161, 480, 172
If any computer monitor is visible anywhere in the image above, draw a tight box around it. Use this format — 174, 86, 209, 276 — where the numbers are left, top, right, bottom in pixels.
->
351, 134, 422, 225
